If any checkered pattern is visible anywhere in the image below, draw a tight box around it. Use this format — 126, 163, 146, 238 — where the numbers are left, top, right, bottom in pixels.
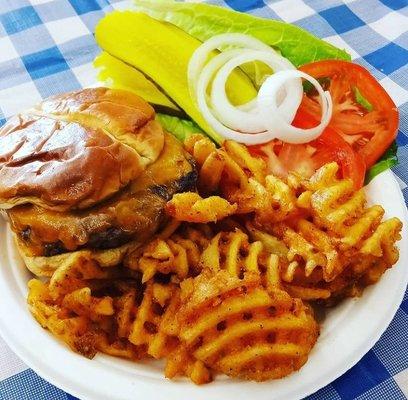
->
0, 0, 407, 399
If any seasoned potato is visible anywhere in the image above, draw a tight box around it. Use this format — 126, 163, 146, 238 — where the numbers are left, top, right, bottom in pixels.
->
126, 224, 212, 282
166, 192, 237, 223
165, 345, 212, 385
177, 270, 319, 381
200, 229, 290, 300
128, 281, 180, 359
27, 278, 144, 360
269, 163, 402, 303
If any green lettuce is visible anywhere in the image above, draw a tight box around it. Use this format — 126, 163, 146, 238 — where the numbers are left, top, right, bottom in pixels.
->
133, 0, 350, 67
352, 87, 397, 181
353, 87, 373, 112
156, 113, 204, 142
366, 142, 398, 183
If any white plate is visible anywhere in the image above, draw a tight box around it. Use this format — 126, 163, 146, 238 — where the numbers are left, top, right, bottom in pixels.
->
0, 170, 407, 400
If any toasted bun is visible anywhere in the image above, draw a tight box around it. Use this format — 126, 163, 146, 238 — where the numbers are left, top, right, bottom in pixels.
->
0, 88, 164, 211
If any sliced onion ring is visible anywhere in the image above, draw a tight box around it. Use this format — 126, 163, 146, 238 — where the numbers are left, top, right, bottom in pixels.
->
210, 50, 302, 132
188, 33, 333, 145
258, 70, 333, 144
188, 33, 274, 96
196, 52, 279, 144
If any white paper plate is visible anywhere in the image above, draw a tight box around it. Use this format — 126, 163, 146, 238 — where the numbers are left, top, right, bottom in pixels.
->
0, 170, 407, 400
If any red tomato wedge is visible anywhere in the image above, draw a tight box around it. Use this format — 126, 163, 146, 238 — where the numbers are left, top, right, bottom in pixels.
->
299, 60, 399, 168
249, 109, 366, 189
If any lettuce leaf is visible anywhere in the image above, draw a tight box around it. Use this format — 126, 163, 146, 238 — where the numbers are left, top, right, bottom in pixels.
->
353, 87, 373, 112
156, 113, 203, 142
133, 0, 350, 67
365, 142, 398, 183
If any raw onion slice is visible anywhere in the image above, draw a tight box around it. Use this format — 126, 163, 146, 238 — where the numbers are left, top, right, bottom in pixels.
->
210, 50, 302, 132
196, 51, 278, 144
188, 33, 332, 145
237, 98, 257, 112
258, 70, 333, 144
188, 33, 274, 96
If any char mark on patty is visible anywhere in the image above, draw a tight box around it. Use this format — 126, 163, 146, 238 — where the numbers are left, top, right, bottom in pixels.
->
87, 227, 131, 250
177, 169, 198, 193
44, 241, 67, 257
150, 161, 198, 201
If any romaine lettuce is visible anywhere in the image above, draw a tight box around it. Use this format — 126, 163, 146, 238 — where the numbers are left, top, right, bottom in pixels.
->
133, 0, 350, 67
156, 113, 203, 143
366, 142, 398, 183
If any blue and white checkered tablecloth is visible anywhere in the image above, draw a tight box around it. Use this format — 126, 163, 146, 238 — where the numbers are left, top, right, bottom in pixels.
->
0, 0, 407, 399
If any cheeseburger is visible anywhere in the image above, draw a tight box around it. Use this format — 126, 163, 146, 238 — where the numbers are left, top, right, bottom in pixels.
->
0, 88, 197, 276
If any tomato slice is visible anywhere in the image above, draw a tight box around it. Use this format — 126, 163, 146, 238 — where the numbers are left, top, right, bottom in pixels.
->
248, 109, 366, 189
299, 60, 399, 168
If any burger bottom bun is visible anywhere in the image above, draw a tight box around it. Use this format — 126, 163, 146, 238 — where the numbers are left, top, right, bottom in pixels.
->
14, 233, 141, 278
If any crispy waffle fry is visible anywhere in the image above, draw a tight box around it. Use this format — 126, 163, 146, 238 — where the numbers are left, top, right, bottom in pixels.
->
166, 192, 237, 223
275, 219, 341, 283
165, 345, 212, 384
27, 278, 144, 360
246, 222, 289, 258
185, 135, 300, 222
125, 225, 212, 282
177, 270, 318, 381
200, 229, 290, 302
128, 281, 180, 359
48, 254, 142, 301
277, 163, 403, 302
267, 216, 401, 303
61, 287, 114, 320
28, 279, 93, 356
295, 163, 402, 253
129, 238, 192, 282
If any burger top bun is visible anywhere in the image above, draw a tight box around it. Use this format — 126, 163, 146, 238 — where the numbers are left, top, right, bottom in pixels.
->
0, 88, 164, 211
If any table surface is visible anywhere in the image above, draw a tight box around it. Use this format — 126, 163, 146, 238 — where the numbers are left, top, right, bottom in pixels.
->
0, 0, 407, 399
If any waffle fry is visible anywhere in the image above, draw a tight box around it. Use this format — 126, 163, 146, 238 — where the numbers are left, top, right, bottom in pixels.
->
126, 225, 212, 282
274, 219, 341, 283
27, 278, 144, 360
295, 163, 402, 253
185, 135, 300, 222
128, 281, 181, 359
48, 254, 142, 301
200, 229, 291, 301
165, 345, 212, 384
177, 270, 318, 381
166, 192, 237, 223
274, 163, 403, 302
267, 215, 402, 303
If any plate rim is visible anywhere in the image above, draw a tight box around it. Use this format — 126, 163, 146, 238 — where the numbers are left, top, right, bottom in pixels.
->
0, 169, 407, 400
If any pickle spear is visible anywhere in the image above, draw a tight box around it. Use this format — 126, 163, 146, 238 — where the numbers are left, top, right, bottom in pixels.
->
95, 11, 257, 144
94, 51, 182, 116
